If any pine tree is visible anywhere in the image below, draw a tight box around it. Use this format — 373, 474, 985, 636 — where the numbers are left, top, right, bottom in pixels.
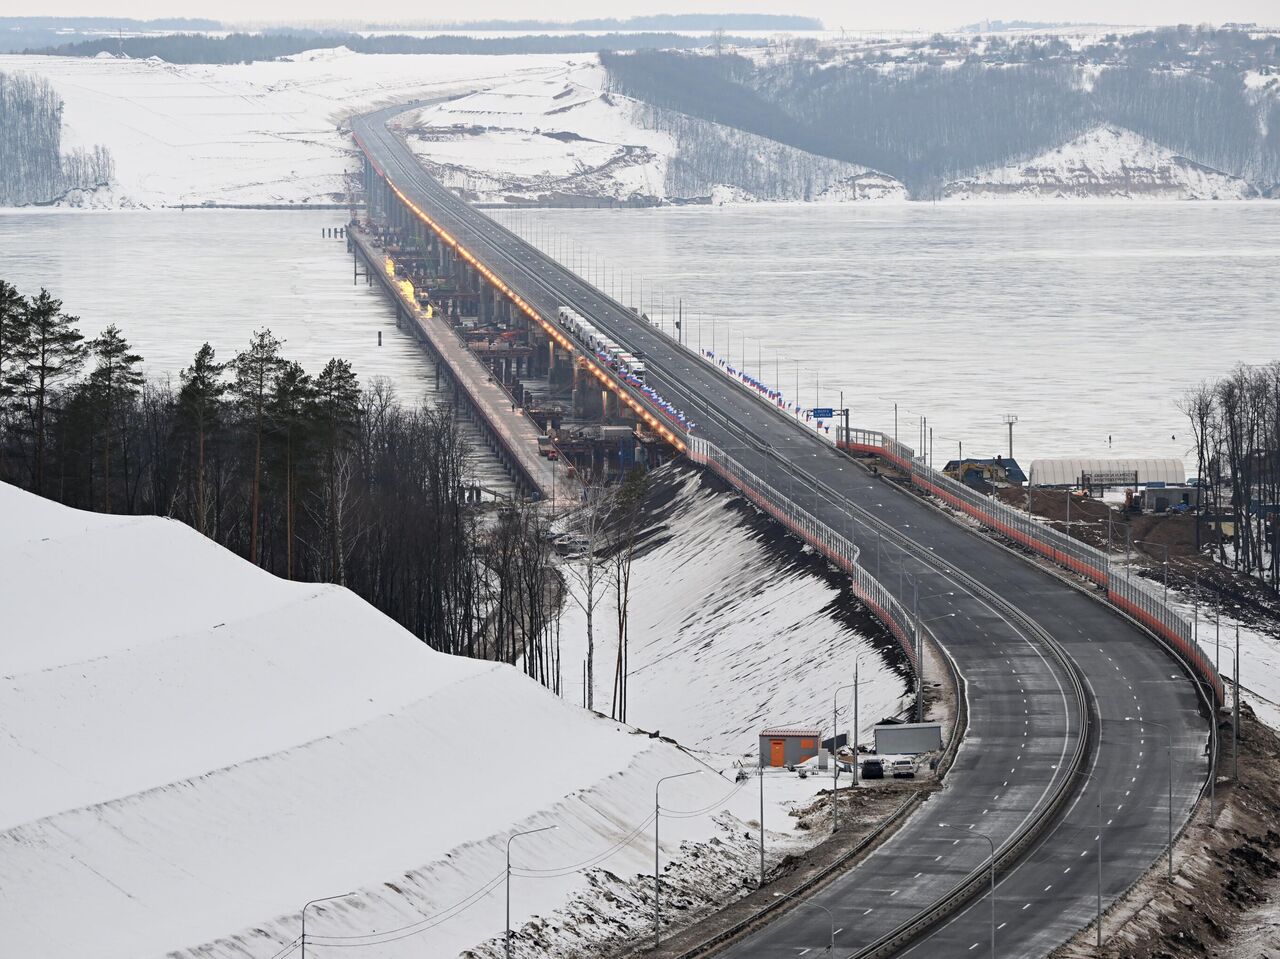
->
313, 358, 361, 585
14, 289, 85, 495
86, 324, 144, 511
0, 280, 28, 481
232, 329, 284, 565
0, 279, 26, 402
176, 343, 225, 536
269, 360, 315, 580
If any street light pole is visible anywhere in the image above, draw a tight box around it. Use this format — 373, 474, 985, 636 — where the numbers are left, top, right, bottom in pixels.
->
940, 824, 996, 959
507, 825, 557, 959
655, 771, 701, 947
915, 612, 957, 723
301, 892, 354, 959
771, 891, 837, 957
759, 763, 765, 886
1114, 716, 1173, 881
1069, 768, 1105, 952
1234, 625, 1240, 781
854, 654, 863, 787
1134, 540, 1170, 603
833, 681, 856, 832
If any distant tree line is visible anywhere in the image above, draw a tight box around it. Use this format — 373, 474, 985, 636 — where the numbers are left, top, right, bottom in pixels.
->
0, 16, 220, 54
402, 14, 820, 30
0, 71, 114, 205
1180, 364, 1280, 589
0, 280, 566, 687
27, 31, 756, 63
602, 39, 1280, 197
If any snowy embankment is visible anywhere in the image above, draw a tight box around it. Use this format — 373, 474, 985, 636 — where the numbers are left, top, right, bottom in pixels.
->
1161, 583, 1280, 732
0, 48, 574, 208
559, 466, 911, 755
404, 63, 907, 205
945, 125, 1257, 200
0, 481, 806, 959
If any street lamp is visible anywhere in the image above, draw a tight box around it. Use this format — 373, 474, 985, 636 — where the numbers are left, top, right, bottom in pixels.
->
771, 891, 837, 957
507, 825, 557, 959
939, 824, 996, 959
1070, 768, 1105, 953
915, 612, 957, 722
301, 892, 354, 959
832, 681, 856, 832
1109, 716, 1174, 880
1133, 540, 1170, 602
655, 771, 703, 947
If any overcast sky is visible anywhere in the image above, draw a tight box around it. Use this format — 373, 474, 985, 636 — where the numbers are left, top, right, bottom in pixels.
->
31, 1, 1278, 30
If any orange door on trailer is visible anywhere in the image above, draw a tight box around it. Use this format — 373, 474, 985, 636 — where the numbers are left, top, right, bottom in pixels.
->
770, 740, 785, 767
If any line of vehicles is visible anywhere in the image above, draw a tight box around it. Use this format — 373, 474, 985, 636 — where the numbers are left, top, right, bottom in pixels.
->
557, 306, 647, 385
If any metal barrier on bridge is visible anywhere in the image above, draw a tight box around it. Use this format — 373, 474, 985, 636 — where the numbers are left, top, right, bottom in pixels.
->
840, 430, 1225, 706
689, 436, 918, 670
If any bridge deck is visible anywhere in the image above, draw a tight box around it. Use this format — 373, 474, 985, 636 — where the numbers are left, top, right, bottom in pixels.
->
352, 101, 1209, 959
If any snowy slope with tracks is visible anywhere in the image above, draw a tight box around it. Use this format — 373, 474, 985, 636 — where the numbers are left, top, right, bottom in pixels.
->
558, 466, 912, 754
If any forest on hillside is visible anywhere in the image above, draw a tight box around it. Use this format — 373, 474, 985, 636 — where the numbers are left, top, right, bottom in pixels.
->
603, 27, 1280, 197
28, 30, 753, 63
0, 280, 581, 694
0, 71, 114, 205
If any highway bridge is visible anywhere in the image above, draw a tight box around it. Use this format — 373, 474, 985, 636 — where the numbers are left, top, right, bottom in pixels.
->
352, 102, 1217, 958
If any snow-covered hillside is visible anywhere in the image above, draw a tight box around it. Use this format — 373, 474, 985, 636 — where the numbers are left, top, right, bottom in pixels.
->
0, 481, 816, 959
559, 467, 910, 753
0, 49, 573, 208
404, 64, 907, 205
945, 125, 1258, 200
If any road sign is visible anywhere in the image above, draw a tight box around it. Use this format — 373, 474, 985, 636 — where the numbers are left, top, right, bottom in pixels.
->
812, 407, 834, 418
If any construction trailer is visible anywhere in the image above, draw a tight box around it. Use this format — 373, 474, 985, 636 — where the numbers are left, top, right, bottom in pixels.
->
759, 727, 823, 767
873, 721, 943, 755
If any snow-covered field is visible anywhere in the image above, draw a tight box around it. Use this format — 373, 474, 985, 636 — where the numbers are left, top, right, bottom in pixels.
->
946, 126, 1258, 201
0, 480, 823, 959
0, 48, 572, 208
404, 62, 902, 205
2, 48, 1267, 209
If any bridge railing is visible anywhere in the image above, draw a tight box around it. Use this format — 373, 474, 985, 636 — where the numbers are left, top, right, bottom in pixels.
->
689, 436, 918, 669
840, 429, 1225, 705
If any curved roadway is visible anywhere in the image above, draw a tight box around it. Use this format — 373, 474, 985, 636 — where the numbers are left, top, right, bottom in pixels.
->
353, 104, 1209, 957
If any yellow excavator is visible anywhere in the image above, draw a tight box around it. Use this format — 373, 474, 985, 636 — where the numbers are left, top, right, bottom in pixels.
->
944, 460, 1009, 485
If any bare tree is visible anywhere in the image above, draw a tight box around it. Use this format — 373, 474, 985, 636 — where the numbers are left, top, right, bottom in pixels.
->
561, 483, 614, 711
609, 467, 649, 723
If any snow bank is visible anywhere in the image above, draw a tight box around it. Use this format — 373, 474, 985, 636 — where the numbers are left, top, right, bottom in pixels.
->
945, 125, 1257, 200
0, 50, 575, 208
559, 467, 911, 755
0, 481, 775, 959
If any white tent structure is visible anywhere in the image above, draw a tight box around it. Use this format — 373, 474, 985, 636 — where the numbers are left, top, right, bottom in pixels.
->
1028, 458, 1185, 488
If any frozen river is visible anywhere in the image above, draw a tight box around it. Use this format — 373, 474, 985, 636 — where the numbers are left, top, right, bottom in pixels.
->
497, 202, 1280, 471
0, 209, 514, 489
4, 204, 1278, 481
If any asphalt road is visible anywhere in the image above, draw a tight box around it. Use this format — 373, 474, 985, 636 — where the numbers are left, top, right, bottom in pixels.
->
353, 104, 1210, 958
